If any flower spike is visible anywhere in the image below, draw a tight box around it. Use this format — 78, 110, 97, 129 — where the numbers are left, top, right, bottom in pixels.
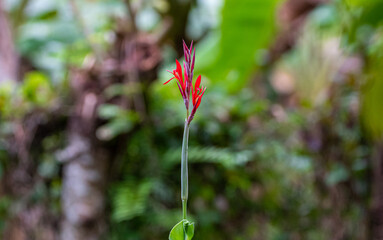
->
164, 40, 206, 124
166, 41, 206, 238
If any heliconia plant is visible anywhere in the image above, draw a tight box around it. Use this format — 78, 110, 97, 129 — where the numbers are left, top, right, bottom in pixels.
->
164, 40, 206, 240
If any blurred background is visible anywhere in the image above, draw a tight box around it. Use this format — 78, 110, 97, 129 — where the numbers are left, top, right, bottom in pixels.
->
0, 0, 382, 239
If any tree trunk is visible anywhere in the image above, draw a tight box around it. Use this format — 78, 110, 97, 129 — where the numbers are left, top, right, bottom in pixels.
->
57, 72, 109, 240
370, 142, 383, 240
0, 0, 18, 82
57, 33, 161, 240
59, 134, 109, 240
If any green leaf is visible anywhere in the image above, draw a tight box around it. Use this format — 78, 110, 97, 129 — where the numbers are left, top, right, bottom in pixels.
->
111, 180, 152, 222
183, 220, 195, 240
343, 0, 383, 44
98, 104, 123, 119
21, 71, 53, 106
97, 105, 139, 140
361, 52, 383, 140
163, 146, 255, 169
169, 220, 195, 240
325, 164, 350, 186
169, 220, 184, 240
196, 0, 280, 93
0, 82, 15, 117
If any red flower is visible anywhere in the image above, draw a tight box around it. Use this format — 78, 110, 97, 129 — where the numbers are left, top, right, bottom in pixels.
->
188, 75, 206, 123
192, 76, 205, 109
164, 40, 206, 124
164, 59, 185, 97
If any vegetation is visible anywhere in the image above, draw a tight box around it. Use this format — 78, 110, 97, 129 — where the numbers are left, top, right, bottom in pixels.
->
0, 0, 382, 239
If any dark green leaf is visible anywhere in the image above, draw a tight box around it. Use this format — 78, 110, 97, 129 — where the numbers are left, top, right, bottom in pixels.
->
169, 219, 195, 240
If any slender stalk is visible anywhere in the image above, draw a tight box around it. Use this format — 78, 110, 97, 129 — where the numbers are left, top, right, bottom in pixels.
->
182, 199, 187, 220
181, 119, 190, 220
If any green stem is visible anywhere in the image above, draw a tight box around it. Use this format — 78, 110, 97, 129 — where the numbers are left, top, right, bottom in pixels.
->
182, 199, 187, 220
181, 120, 190, 220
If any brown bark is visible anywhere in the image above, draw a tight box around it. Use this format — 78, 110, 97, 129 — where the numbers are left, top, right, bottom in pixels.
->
59, 134, 109, 240
0, 0, 18, 82
268, 0, 328, 64
370, 143, 383, 240
57, 69, 109, 240
58, 34, 161, 240
167, 0, 192, 56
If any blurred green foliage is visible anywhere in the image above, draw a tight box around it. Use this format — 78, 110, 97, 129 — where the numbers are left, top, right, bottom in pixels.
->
196, 0, 280, 93
0, 0, 382, 239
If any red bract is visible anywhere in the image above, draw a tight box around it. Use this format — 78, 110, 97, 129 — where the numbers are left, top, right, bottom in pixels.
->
164, 40, 206, 124
188, 75, 206, 123
192, 76, 205, 109
164, 59, 188, 108
164, 59, 185, 95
